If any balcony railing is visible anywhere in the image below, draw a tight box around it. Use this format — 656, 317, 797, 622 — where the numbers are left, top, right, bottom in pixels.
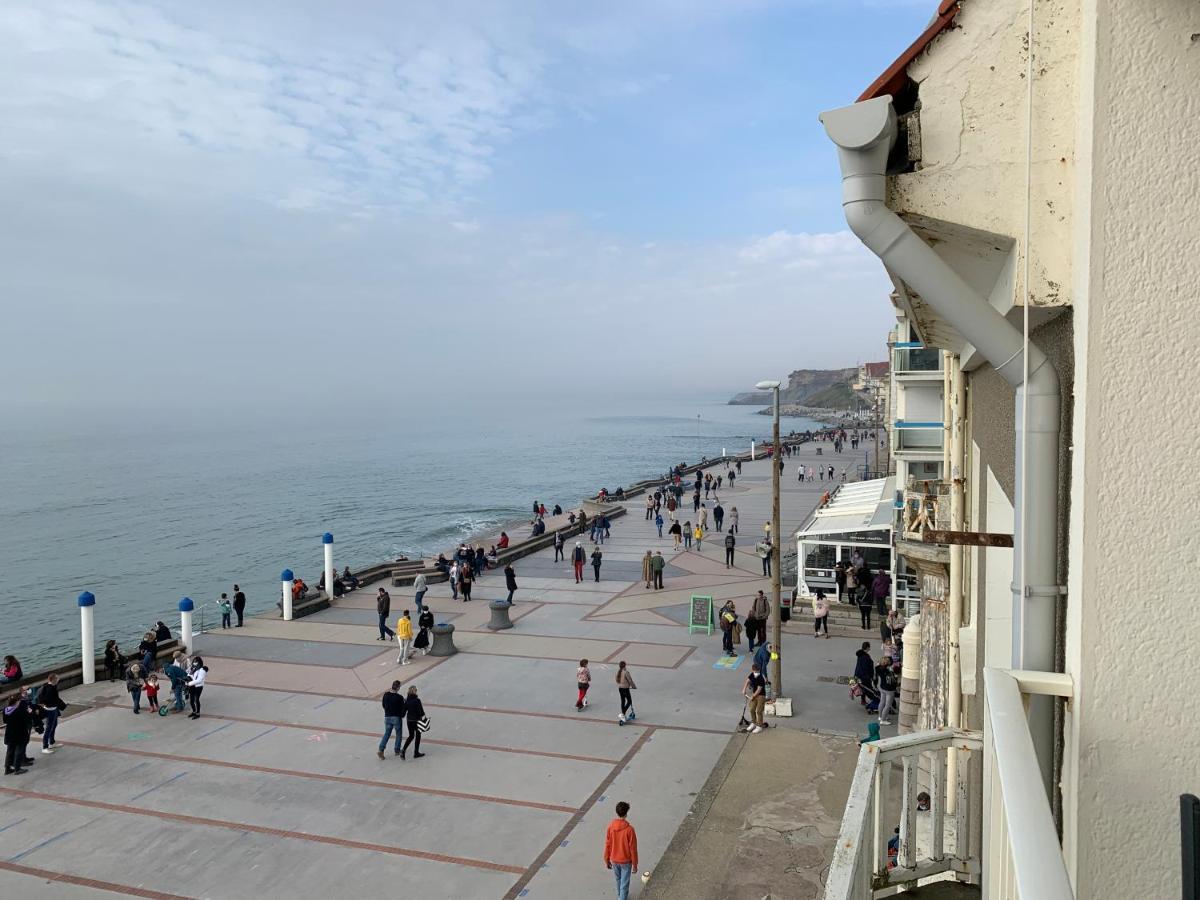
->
900, 480, 951, 540
825, 728, 983, 898
981, 669, 1074, 900
825, 669, 1075, 900
893, 421, 945, 453
894, 343, 944, 375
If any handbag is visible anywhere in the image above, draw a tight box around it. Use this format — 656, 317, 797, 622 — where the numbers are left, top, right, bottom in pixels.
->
416, 715, 431, 733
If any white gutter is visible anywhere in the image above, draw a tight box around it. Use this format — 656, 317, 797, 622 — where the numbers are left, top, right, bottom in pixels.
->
819, 95, 1061, 789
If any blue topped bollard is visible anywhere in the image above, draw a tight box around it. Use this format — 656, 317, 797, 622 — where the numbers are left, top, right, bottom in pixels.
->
179, 597, 194, 654
79, 591, 96, 685
322, 533, 334, 604
281, 568, 295, 621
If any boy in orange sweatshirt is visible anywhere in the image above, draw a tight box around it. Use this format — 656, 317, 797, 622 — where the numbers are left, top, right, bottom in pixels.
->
603, 801, 638, 900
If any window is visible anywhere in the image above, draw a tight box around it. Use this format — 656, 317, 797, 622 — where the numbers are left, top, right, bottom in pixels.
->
805, 544, 836, 570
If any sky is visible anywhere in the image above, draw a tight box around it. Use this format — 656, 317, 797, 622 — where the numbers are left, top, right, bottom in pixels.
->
0, 0, 932, 425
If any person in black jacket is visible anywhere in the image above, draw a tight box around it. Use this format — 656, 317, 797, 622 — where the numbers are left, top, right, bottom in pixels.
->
376, 588, 394, 641
853, 642, 879, 710
232, 584, 247, 627
376, 680, 406, 759
154, 621, 172, 642
414, 608, 434, 655
3, 689, 36, 775
400, 685, 426, 759
37, 674, 67, 753
504, 564, 518, 604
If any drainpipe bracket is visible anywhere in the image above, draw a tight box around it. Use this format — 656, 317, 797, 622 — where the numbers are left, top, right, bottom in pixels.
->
1012, 584, 1066, 598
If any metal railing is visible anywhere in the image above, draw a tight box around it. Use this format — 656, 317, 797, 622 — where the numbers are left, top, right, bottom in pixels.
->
826, 728, 983, 898
982, 668, 1075, 900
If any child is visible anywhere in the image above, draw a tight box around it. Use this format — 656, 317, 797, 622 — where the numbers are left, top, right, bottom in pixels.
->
144, 673, 161, 713
575, 659, 591, 710
219, 593, 232, 629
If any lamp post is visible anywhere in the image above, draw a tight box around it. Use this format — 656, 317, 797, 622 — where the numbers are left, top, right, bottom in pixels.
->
756, 380, 783, 694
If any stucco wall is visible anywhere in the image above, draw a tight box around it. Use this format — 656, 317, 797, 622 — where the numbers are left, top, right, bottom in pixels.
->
892, 0, 1080, 310
1064, 1, 1200, 896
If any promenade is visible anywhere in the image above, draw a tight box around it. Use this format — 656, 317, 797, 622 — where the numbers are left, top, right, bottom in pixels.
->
0, 442, 886, 899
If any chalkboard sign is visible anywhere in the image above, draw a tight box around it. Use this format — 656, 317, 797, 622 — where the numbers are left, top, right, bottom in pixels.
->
688, 595, 714, 634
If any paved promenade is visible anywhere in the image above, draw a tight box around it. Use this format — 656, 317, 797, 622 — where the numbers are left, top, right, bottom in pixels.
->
0, 442, 884, 899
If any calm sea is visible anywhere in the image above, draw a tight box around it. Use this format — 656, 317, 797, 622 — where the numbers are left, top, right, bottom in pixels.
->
1, 402, 819, 670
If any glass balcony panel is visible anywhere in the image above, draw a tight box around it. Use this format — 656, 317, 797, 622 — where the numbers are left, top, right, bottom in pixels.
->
893, 346, 943, 373
894, 428, 944, 451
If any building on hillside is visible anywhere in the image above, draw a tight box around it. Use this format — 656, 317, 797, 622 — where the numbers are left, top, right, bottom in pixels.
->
817, 2, 1199, 899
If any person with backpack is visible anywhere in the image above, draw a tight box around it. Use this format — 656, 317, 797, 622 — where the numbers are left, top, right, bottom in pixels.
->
615, 661, 637, 725
724, 530, 736, 568
876, 655, 899, 725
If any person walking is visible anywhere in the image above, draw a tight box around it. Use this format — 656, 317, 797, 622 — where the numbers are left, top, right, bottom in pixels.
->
854, 642, 878, 711
813, 589, 831, 637
37, 674, 66, 754
218, 594, 232, 629
857, 582, 874, 630
591, 547, 603, 582
396, 610, 414, 665
554, 531, 566, 562
876, 656, 898, 726
748, 590, 770, 650
125, 662, 145, 714
682, 521, 692, 549
413, 572, 428, 615
651, 551, 665, 590
186, 658, 208, 718
400, 686, 426, 759
669, 519, 682, 548
504, 563, 518, 603
377, 680, 406, 759
698, 504, 708, 532
573, 542, 586, 583
713, 501, 724, 532
743, 663, 768, 734
376, 588, 394, 641
232, 584, 246, 627
615, 662, 637, 725
449, 560, 460, 600
645, 494, 655, 520
459, 564, 474, 602
729, 506, 739, 534
575, 659, 592, 710
693, 523, 704, 552
724, 530, 736, 568
603, 801, 639, 900
655, 511, 664, 538
641, 551, 653, 589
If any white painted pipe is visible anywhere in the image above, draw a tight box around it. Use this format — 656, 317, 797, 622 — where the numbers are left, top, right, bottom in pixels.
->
281, 569, 294, 622
323, 532, 334, 602
820, 95, 1061, 788
78, 591, 96, 685
179, 597, 194, 655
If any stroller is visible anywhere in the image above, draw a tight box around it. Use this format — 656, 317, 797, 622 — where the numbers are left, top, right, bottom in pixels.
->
849, 677, 880, 714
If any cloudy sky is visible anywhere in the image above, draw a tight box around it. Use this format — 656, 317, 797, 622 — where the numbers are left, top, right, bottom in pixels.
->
0, 0, 928, 423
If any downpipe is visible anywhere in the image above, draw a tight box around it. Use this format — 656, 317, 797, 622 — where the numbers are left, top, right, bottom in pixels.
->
819, 96, 1061, 791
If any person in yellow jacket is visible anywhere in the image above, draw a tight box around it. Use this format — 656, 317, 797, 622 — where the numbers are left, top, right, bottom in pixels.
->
693, 524, 704, 552
395, 610, 414, 665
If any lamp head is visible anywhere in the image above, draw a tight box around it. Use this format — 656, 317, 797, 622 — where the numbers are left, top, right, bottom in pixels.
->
756, 380, 781, 391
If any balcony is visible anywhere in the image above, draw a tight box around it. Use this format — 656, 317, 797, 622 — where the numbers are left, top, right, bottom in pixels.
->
894, 342, 944, 378
894, 421, 945, 454
824, 669, 1075, 900
900, 480, 951, 541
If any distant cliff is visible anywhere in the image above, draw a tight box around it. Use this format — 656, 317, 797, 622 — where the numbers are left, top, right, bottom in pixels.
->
728, 367, 858, 408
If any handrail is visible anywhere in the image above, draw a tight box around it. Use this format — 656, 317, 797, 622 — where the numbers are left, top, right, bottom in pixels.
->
983, 668, 1074, 899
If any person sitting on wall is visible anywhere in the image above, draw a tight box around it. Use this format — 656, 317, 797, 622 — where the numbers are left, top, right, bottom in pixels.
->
434, 554, 450, 574
552, 504, 563, 516
332, 576, 346, 599
292, 578, 308, 601
497, 532, 510, 550
0, 656, 22, 685
487, 545, 498, 565
342, 567, 360, 591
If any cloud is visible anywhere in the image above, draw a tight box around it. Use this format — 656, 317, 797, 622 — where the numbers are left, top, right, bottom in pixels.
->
738, 230, 869, 266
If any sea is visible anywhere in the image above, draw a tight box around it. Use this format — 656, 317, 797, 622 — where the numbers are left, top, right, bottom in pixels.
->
1, 401, 822, 671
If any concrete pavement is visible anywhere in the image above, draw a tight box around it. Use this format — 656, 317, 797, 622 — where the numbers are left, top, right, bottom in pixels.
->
0, 440, 885, 899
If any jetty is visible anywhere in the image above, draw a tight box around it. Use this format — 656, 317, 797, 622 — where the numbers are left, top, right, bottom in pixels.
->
0, 440, 887, 899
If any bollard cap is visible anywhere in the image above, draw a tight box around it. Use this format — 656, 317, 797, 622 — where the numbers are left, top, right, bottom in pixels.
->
322, 532, 334, 544
179, 597, 195, 612
78, 591, 96, 608
281, 569, 294, 582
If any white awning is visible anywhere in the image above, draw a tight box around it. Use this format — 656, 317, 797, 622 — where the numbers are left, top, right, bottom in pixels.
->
795, 477, 895, 539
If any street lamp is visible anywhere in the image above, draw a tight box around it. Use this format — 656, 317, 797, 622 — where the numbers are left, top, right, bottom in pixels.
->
756, 380, 783, 695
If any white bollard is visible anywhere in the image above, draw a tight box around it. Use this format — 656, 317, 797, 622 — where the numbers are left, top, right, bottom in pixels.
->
751, 440, 756, 460
79, 591, 96, 685
323, 533, 334, 601
179, 597, 194, 655
281, 569, 294, 621
722, 447, 726, 458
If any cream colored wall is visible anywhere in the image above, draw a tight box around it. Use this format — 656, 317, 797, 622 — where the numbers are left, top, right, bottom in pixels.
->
892, 0, 1080, 309
1063, 2, 1200, 897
